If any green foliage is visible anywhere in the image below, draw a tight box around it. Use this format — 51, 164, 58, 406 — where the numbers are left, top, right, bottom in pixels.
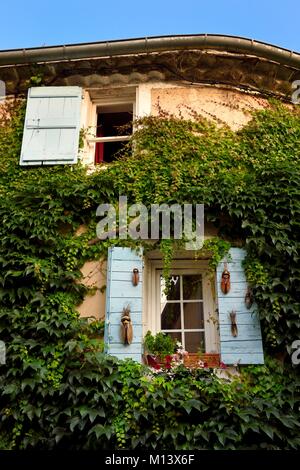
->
243, 258, 270, 287
200, 238, 231, 270
27, 74, 44, 87
0, 98, 299, 449
159, 239, 176, 293
1, 354, 299, 450
144, 331, 176, 358
97, 106, 300, 354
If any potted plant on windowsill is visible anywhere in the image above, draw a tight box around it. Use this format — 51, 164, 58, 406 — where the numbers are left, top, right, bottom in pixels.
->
143, 331, 176, 369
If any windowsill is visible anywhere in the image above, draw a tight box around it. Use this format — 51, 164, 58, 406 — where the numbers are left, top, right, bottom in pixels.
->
143, 353, 221, 369
88, 135, 131, 143
143, 353, 240, 381
184, 353, 220, 368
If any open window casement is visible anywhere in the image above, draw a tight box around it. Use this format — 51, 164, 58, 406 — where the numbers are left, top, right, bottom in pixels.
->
86, 103, 133, 164
20, 86, 82, 166
94, 104, 133, 164
80, 87, 136, 165
216, 248, 264, 365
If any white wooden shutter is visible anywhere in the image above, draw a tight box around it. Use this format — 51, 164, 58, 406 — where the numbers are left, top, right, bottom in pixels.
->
105, 247, 143, 362
217, 248, 264, 365
20, 86, 82, 165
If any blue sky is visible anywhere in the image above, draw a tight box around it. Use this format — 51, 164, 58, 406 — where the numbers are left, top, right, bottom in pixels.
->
0, 0, 299, 52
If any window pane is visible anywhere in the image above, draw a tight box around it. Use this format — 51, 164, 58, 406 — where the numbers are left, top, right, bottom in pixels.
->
183, 302, 204, 329
160, 275, 180, 301
185, 331, 205, 353
161, 303, 181, 329
166, 331, 182, 345
182, 275, 202, 300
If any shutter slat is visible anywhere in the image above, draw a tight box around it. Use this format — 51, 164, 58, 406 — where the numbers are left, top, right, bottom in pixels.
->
29, 87, 82, 97
109, 298, 143, 314
105, 247, 143, 362
20, 86, 82, 166
109, 324, 143, 344
109, 313, 142, 325
217, 248, 264, 365
26, 118, 77, 129
221, 353, 263, 364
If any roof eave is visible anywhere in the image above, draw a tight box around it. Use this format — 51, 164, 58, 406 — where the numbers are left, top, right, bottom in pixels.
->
0, 34, 300, 69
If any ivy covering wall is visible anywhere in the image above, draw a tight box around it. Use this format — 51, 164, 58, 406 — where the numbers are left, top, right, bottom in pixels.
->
0, 98, 299, 449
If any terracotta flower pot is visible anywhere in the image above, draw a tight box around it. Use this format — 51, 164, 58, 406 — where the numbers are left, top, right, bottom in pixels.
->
184, 353, 220, 368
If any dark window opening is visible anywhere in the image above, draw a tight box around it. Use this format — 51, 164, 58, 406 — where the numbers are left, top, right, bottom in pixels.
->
95, 104, 133, 164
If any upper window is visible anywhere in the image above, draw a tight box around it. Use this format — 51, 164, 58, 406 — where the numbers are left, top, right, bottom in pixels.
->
19, 86, 138, 166
94, 103, 133, 164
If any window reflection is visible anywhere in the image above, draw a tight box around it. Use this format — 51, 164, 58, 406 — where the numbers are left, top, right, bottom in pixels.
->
185, 331, 205, 353
161, 303, 181, 329
183, 302, 204, 329
160, 275, 180, 302
183, 275, 202, 300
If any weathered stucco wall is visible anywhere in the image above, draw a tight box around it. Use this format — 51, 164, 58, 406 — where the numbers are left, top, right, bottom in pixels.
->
151, 85, 269, 130
77, 260, 106, 320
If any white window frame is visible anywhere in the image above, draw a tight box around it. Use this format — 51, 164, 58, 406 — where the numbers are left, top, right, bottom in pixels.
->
144, 258, 219, 354
87, 101, 135, 145
80, 89, 137, 166
159, 270, 206, 352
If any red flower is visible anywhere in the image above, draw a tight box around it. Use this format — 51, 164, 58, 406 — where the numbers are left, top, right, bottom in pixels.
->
147, 354, 161, 369
164, 355, 173, 369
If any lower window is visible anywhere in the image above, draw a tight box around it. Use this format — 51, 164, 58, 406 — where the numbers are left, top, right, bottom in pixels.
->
160, 273, 205, 353
145, 260, 219, 355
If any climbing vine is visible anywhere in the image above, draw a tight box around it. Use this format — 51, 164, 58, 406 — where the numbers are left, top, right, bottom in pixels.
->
0, 97, 299, 449
96, 106, 300, 354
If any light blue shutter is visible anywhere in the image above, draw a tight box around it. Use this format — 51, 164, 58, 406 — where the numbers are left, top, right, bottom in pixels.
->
20, 86, 82, 165
105, 247, 143, 362
217, 248, 264, 364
